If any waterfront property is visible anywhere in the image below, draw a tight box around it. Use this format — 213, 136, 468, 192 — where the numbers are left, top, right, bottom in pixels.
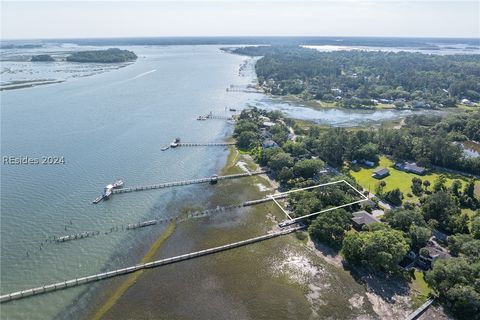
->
350, 156, 477, 202
262, 139, 278, 148
417, 245, 451, 270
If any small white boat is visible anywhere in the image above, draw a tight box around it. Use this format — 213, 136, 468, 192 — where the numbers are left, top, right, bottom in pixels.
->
170, 137, 181, 148
112, 179, 124, 189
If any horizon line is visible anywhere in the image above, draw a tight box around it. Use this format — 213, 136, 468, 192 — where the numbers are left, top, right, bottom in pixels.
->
2, 35, 480, 42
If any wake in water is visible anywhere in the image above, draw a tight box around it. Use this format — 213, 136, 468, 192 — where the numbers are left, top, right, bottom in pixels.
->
128, 69, 157, 81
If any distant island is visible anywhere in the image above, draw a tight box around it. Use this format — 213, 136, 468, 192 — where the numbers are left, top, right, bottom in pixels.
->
31, 54, 55, 62
66, 48, 137, 63
1, 44, 43, 49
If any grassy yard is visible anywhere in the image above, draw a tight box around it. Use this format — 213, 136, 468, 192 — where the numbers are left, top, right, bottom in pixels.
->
409, 270, 432, 309
350, 156, 476, 202
375, 103, 396, 110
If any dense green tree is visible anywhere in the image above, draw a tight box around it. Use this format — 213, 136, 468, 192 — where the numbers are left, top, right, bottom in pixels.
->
423, 180, 431, 192
66, 48, 137, 63
465, 179, 477, 199
236, 131, 260, 150
426, 257, 480, 320
375, 181, 386, 196
433, 175, 448, 192
234, 120, 259, 136
384, 188, 403, 206
384, 209, 426, 232
343, 228, 410, 273
411, 177, 424, 196
267, 152, 294, 172
308, 209, 352, 247
450, 180, 463, 197
352, 143, 380, 163
448, 234, 480, 259
236, 46, 480, 108
472, 216, 480, 239
292, 158, 325, 179
282, 141, 309, 158
409, 225, 432, 250
422, 191, 461, 232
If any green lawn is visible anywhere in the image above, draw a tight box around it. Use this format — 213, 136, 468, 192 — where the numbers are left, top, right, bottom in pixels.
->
350, 156, 476, 202
409, 270, 432, 309
375, 103, 396, 110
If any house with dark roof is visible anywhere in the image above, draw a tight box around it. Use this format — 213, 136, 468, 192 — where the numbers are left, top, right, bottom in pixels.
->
351, 210, 381, 230
417, 245, 451, 270
395, 161, 426, 175
363, 160, 375, 167
404, 162, 426, 175
372, 167, 390, 179
262, 139, 278, 148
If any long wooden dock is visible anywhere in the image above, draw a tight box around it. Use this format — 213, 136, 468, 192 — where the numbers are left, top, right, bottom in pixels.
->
113, 170, 266, 194
205, 115, 233, 120
177, 142, 235, 147
0, 226, 303, 303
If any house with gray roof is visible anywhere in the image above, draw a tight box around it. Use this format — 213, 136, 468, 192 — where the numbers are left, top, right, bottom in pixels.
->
404, 162, 426, 175
372, 167, 389, 179
351, 210, 381, 230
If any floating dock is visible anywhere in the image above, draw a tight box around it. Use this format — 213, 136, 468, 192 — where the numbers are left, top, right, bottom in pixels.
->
92, 179, 124, 204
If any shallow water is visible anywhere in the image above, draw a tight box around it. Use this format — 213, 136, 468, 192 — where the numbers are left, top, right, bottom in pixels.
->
1, 43, 427, 319
255, 97, 427, 127
0, 45, 255, 319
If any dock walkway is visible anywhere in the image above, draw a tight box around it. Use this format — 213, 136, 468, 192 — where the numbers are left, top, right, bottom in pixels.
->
113, 170, 266, 194
0, 226, 302, 303
177, 142, 235, 147
206, 115, 233, 120
406, 298, 434, 320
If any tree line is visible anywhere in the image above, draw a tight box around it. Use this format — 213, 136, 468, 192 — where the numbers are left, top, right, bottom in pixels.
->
233, 46, 480, 108
66, 48, 137, 63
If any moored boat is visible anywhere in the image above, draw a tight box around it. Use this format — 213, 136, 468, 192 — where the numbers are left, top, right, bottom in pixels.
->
112, 179, 124, 189
170, 137, 181, 148
92, 195, 104, 204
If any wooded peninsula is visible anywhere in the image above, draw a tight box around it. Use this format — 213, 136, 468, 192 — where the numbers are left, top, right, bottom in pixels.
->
231, 46, 480, 109
66, 48, 137, 63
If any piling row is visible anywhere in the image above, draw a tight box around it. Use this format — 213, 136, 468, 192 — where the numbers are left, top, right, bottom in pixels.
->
56, 231, 100, 243
51, 194, 278, 245
0, 226, 303, 303
126, 220, 157, 230
113, 170, 267, 194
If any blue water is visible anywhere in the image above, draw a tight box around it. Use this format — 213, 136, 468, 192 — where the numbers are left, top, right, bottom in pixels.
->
0, 43, 452, 319
257, 98, 430, 127
0, 45, 257, 319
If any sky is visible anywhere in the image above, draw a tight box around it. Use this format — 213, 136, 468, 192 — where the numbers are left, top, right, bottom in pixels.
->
1, 1, 479, 40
